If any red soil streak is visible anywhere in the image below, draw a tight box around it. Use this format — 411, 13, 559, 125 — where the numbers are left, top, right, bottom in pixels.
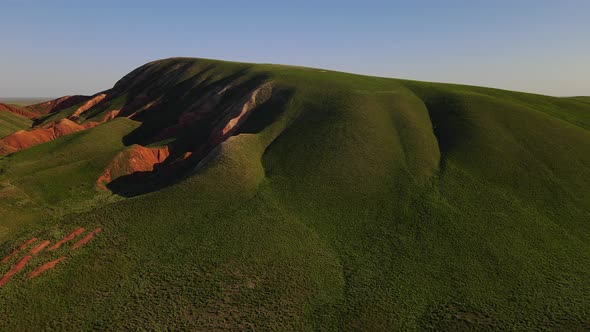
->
29, 240, 51, 255
0, 238, 37, 264
69, 94, 107, 119
72, 228, 102, 250
27, 257, 66, 279
48, 228, 86, 251
96, 145, 170, 189
0, 255, 32, 287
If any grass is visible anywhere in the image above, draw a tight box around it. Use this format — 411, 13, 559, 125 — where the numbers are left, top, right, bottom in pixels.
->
0, 111, 32, 137
35, 101, 87, 126
0, 98, 51, 106
0, 118, 140, 222
0, 58, 588, 330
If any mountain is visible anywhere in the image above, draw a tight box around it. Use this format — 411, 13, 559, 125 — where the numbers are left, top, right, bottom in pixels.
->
0, 57, 589, 330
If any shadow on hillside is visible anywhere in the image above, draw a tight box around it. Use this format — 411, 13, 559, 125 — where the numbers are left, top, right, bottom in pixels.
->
106, 87, 294, 198
414, 93, 471, 174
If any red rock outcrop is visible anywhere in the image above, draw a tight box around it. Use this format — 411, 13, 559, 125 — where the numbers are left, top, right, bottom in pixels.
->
0, 96, 95, 120
100, 109, 120, 122
221, 86, 265, 136
95, 83, 274, 191
96, 145, 170, 190
0, 107, 123, 156
154, 83, 272, 144
25, 95, 91, 115
0, 118, 88, 154
69, 94, 108, 119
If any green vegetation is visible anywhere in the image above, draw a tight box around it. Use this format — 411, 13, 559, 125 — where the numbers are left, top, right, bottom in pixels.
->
0, 98, 51, 106
35, 101, 86, 126
0, 58, 588, 330
0, 118, 139, 229
0, 110, 31, 137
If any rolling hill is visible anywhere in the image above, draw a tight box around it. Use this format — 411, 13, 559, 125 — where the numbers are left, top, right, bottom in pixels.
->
0, 57, 589, 330
0, 108, 32, 138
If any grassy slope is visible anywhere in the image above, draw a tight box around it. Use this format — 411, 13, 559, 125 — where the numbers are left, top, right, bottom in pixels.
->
0, 98, 51, 106
35, 101, 87, 125
0, 118, 140, 240
0, 110, 32, 138
0, 58, 588, 330
0, 110, 36, 237
571, 96, 590, 103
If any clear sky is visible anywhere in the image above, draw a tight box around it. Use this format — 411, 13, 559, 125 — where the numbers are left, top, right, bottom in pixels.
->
1, 0, 588, 97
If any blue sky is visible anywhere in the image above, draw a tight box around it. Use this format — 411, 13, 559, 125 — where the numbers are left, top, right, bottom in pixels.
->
1, 0, 588, 97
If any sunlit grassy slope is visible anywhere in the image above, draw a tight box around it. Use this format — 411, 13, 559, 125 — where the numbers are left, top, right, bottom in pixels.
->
0, 110, 31, 137
0, 58, 588, 330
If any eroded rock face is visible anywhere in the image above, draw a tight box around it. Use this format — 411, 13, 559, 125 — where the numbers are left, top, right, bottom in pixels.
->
70, 94, 108, 120
0, 95, 96, 121
100, 109, 121, 122
220, 83, 272, 137
3, 61, 277, 194
0, 119, 87, 153
96, 82, 274, 191
154, 83, 273, 144
0, 89, 122, 156
96, 145, 170, 190
26, 95, 92, 115
0, 110, 120, 156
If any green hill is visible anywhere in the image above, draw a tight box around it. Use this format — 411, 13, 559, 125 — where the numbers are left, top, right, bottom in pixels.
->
0, 58, 588, 330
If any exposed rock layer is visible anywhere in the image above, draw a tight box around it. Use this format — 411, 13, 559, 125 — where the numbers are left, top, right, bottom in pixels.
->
96, 145, 170, 190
